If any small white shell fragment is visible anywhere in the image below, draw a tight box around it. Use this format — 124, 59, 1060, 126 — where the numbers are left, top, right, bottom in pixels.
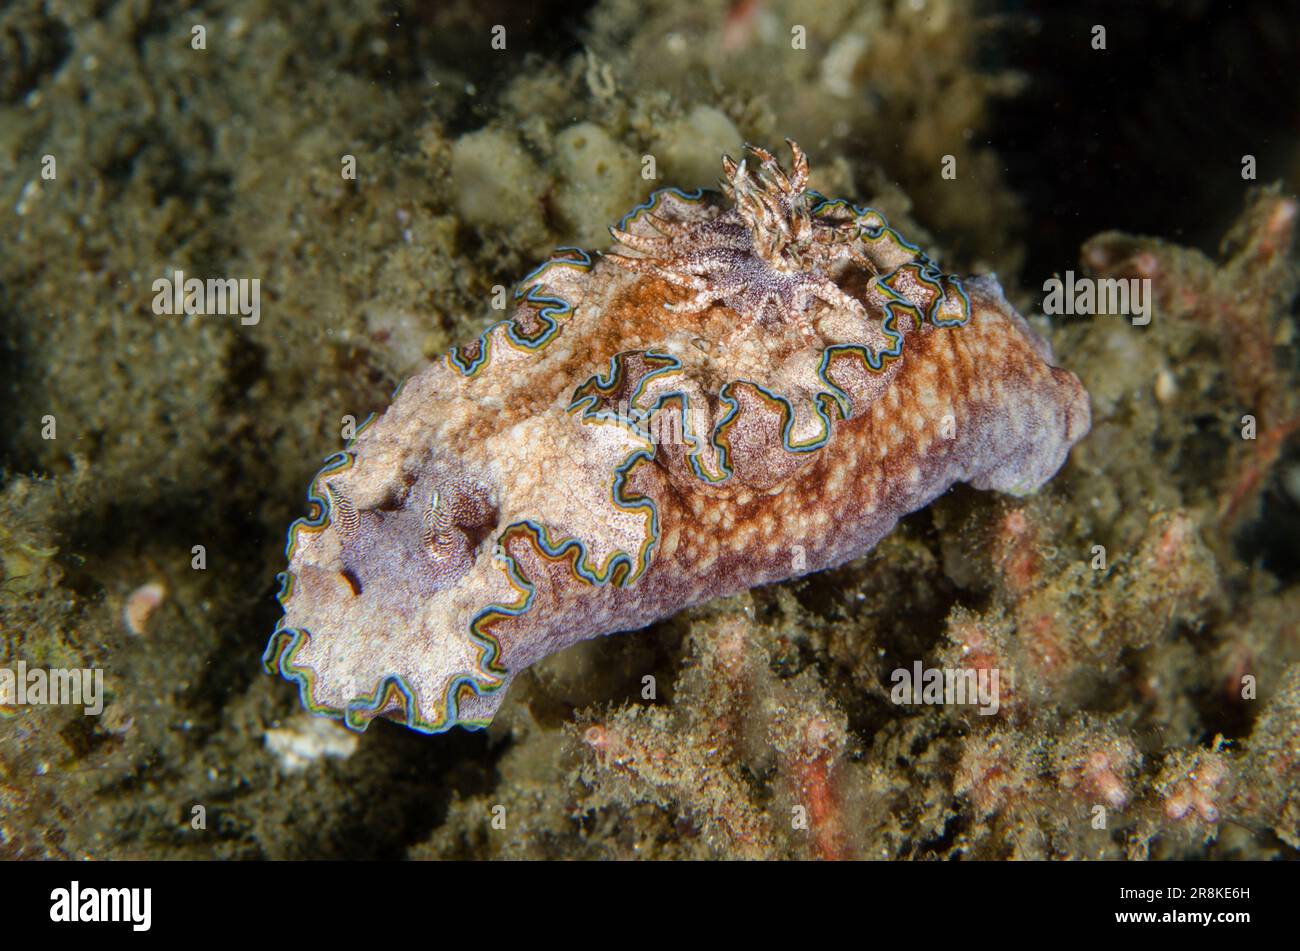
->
264, 713, 360, 773
123, 580, 167, 635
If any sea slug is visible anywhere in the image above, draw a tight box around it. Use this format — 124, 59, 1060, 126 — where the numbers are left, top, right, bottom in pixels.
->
264, 141, 1090, 734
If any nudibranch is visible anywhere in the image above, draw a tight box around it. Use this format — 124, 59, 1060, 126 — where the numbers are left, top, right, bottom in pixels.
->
264, 141, 1090, 734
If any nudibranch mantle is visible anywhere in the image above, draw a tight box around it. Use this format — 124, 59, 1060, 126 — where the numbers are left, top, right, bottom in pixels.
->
264, 141, 1089, 734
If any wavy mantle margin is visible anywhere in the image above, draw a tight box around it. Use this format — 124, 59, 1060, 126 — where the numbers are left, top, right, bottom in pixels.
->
265, 185, 974, 734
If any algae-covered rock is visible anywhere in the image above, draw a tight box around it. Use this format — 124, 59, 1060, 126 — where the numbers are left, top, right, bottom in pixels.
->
0, 0, 1296, 864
